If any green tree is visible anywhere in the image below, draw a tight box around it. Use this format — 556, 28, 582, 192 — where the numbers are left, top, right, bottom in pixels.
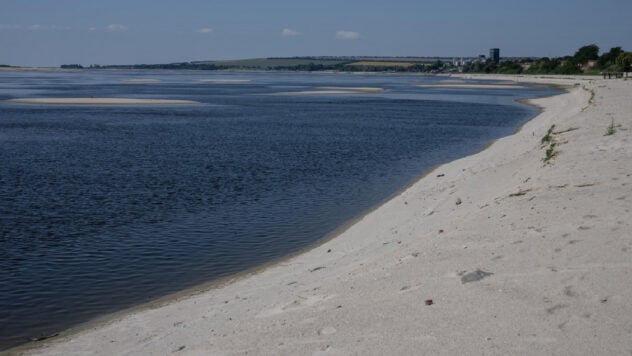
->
554, 60, 582, 74
430, 60, 444, 70
525, 57, 562, 74
615, 52, 632, 72
573, 44, 600, 64
497, 61, 523, 74
598, 47, 623, 68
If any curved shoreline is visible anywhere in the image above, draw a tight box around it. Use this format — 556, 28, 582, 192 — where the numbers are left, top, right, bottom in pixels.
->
17, 75, 632, 355
10, 77, 582, 353
416, 83, 528, 89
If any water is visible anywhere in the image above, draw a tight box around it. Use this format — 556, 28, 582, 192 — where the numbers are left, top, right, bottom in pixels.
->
0, 70, 554, 349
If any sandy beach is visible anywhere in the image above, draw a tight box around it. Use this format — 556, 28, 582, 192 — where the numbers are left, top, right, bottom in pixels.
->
416, 83, 528, 89
12, 75, 632, 355
6, 98, 200, 105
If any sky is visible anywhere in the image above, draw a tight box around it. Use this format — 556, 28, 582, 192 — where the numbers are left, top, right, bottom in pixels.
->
1, 0, 631, 67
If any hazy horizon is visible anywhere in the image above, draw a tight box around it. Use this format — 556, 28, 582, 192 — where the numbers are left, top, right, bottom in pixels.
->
2, 0, 631, 67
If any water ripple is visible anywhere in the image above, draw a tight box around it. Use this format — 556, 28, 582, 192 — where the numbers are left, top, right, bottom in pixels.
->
0, 70, 550, 349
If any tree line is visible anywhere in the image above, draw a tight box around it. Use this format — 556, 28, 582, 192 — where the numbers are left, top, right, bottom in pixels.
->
59, 44, 631, 74
463, 44, 632, 75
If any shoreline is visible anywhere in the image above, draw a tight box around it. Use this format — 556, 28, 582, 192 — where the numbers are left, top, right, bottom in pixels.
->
13, 74, 632, 355
4, 76, 583, 352
3, 78, 548, 352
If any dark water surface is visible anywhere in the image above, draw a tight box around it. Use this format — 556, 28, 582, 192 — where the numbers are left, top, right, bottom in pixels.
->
0, 70, 554, 349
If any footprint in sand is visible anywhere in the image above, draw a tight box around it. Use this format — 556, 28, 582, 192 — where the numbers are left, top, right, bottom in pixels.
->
318, 326, 337, 335
257, 294, 337, 318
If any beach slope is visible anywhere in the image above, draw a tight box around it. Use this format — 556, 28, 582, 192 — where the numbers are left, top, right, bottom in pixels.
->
15, 76, 632, 355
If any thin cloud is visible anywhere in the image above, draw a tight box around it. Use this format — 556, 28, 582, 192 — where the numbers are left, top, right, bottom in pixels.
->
335, 30, 361, 40
197, 28, 214, 34
27, 25, 70, 31
106, 24, 128, 32
5, 24, 70, 31
28, 24, 45, 31
0, 24, 21, 31
281, 28, 300, 37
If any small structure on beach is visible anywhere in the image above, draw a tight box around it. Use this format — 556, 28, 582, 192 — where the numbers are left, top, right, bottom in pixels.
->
602, 71, 627, 79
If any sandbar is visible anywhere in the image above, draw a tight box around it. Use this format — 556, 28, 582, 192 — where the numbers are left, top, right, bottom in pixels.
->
318, 86, 384, 93
7, 98, 200, 105
198, 79, 252, 83
16, 75, 632, 355
274, 87, 384, 95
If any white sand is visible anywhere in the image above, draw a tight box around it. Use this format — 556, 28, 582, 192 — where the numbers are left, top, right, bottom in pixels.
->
198, 79, 252, 84
417, 84, 528, 89
318, 87, 384, 93
16, 75, 632, 355
7, 98, 200, 105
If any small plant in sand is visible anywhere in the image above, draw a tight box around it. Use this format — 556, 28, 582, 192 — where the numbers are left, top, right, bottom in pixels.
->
544, 143, 557, 162
605, 118, 616, 136
541, 124, 556, 144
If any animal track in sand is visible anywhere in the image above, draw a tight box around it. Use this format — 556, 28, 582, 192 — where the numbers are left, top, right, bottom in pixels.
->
546, 304, 568, 314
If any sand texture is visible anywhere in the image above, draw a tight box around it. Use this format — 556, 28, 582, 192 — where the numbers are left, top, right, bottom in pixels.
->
417, 83, 528, 89
7, 98, 200, 105
14, 75, 632, 355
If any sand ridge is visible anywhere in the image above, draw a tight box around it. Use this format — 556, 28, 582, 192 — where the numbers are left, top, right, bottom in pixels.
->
15, 75, 632, 355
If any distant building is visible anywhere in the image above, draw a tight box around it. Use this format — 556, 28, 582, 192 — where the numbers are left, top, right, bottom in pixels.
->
489, 48, 500, 64
581, 60, 597, 71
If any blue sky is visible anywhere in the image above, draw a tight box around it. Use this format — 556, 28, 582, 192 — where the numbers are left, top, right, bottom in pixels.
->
1, 0, 631, 66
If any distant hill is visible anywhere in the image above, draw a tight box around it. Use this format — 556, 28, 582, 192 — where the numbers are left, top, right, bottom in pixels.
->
73, 47, 632, 74
90, 56, 453, 72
